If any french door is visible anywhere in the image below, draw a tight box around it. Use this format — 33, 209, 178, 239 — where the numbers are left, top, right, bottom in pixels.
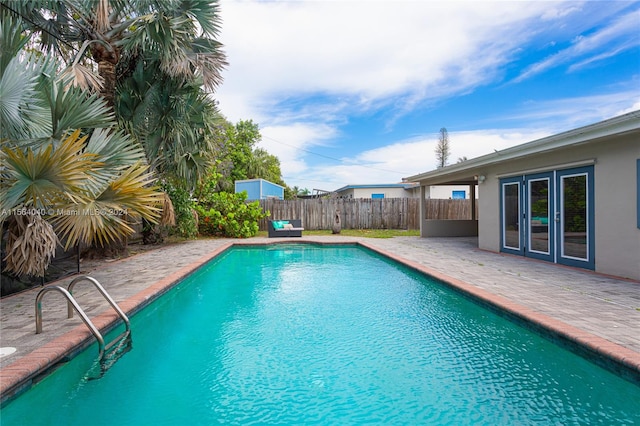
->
500, 166, 594, 269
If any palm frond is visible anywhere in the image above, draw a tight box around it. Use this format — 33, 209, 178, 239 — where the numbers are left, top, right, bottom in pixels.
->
176, 0, 223, 37
186, 38, 227, 91
59, 38, 111, 91
47, 80, 114, 139
82, 128, 146, 196
97, 162, 163, 222
118, 10, 223, 87
160, 192, 176, 226
0, 10, 30, 73
0, 129, 99, 212
60, 62, 104, 92
14, 1, 82, 57
3, 212, 58, 277
0, 50, 53, 140
51, 199, 134, 250
52, 162, 163, 249
85, 127, 145, 167
94, 0, 112, 32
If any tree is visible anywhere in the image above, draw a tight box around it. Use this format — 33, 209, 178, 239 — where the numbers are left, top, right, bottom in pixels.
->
435, 127, 450, 168
117, 61, 223, 188
3, 1, 231, 247
0, 12, 163, 276
214, 119, 262, 191
248, 148, 285, 185
6, 0, 229, 187
10, 0, 227, 109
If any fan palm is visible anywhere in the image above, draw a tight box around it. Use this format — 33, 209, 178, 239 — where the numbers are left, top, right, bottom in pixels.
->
117, 61, 223, 187
5, 0, 228, 189
8, 0, 227, 107
1, 12, 163, 277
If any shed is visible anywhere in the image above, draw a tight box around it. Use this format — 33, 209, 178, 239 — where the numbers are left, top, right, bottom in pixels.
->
235, 179, 284, 200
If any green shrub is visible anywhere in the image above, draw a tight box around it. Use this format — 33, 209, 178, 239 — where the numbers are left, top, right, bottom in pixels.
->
196, 191, 268, 238
164, 182, 198, 239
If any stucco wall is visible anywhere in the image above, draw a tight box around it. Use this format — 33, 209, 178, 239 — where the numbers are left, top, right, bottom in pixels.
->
592, 135, 640, 280
477, 133, 640, 280
353, 187, 398, 198
428, 185, 478, 199
347, 187, 417, 198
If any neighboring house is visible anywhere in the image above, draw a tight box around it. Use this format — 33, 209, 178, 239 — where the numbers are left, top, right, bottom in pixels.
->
234, 178, 284, 200
427, 185, 478, 199
406, 111, 640, 281
333, 183, 420, 199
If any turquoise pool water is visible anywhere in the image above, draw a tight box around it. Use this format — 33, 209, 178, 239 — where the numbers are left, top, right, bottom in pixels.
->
2, 245, 639, 425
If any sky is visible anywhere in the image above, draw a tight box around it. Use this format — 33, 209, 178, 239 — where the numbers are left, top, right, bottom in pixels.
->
214, 0, 640, 192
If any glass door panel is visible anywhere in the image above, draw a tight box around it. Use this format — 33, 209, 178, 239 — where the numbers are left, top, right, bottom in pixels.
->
561, 174, 587, 259
557, 166, 594, 269
501, 179, 522, 254
528, 178, 551, 254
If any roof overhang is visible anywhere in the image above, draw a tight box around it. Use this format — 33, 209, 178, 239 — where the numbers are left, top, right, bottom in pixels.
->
405, 110, 640, 186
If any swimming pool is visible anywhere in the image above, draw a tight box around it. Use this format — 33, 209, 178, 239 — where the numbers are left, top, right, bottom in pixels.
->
2, 244, 639, 424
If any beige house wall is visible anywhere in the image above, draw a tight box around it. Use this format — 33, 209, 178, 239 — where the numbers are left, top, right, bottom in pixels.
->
477, 132, 640, 280
338, 187, 419, 198
592, 134, 639, 280
427, 185, 478, 199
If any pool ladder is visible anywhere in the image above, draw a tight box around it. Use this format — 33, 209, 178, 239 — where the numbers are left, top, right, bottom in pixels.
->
35, 276, 132, 371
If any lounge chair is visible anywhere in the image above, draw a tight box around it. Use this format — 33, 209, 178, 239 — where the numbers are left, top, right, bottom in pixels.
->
268, 219, 304, 237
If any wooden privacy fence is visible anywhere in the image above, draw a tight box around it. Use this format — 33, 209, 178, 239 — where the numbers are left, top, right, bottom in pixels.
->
257, 198, 477, 230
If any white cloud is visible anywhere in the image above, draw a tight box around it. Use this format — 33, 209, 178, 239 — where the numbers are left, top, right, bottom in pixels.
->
213, 1, 639, 191
258, 122, 339, 177
216, 0, 556, 123
617, 101, 640, 116
498, 90, 640, 129
513, 8, 640, 82
285, 129, 552, 190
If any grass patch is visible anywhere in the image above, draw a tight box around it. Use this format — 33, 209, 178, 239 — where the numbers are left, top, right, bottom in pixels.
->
256, 229, 420, 238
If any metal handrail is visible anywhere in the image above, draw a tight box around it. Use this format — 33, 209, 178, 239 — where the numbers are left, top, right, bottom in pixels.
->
67, 276, 130, 332
35, 286, 105, 358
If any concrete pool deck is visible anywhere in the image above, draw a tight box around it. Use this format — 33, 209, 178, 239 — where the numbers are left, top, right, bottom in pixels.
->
1, 236, 639, 402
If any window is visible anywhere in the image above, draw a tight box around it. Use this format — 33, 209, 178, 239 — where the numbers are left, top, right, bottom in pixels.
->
451, 190, 466, 199
371, 193, 385, 199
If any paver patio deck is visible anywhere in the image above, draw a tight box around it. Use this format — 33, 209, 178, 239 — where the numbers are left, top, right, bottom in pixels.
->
1, 236, 639, 402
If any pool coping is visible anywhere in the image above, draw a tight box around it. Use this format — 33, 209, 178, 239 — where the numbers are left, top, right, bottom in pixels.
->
1, 239, 639, 405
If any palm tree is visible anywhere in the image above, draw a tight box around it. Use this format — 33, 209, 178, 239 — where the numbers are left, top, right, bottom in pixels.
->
2, 1, 230, 242
1, 12, 163, 276
3, 1, 228, 189
117, 60, 222, 187
7, 0, 227, 108
247, 148, 285, 187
